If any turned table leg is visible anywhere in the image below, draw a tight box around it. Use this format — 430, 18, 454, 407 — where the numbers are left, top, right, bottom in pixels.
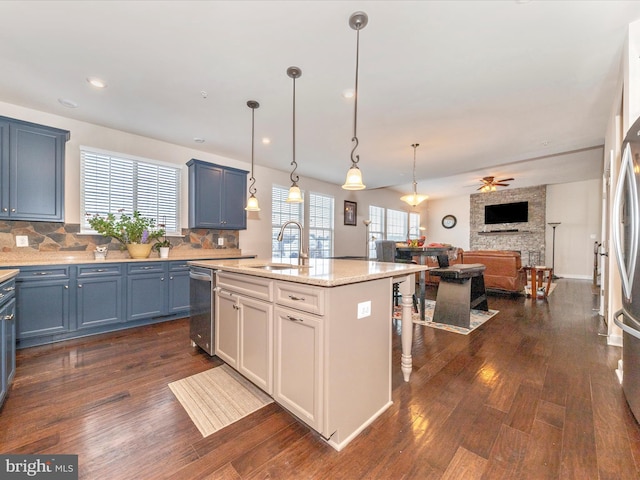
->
397, 274, 414, 382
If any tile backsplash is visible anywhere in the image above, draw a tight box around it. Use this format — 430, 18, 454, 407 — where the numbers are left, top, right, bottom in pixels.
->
0, 220, 239, 254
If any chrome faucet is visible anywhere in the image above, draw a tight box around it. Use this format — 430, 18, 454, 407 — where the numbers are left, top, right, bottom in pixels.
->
277, 220, 308, 266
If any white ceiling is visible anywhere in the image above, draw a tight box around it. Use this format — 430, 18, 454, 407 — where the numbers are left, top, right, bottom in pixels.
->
1, 1, 638, 199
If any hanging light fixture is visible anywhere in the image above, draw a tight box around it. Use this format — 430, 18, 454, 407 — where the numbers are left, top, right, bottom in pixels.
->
342, 11, 368, 191
245, 100, 261, 212
400, 143, 429, 207
286, 66, 303, 203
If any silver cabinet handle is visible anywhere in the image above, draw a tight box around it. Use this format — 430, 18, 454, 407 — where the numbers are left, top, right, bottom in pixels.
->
0, 293, 3, 299
286, 315, 304, 322
10, 208, 15, 212
161, 277, 165, 281
3, 286, 15, 292
95, 269, 106, 272
64, 285, 69, 289
33, 272, 50, 276
78, 284, 83, 288
288, 295, 306, 301
141, 266, 153, 270
2, 208, 6, 212
4, 314, 14, 321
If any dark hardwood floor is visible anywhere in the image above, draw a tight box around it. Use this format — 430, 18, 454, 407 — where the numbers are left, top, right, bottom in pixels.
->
1, 279, 640, 479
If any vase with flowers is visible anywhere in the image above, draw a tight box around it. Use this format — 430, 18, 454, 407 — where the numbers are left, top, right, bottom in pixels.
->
86, 210, 165, 259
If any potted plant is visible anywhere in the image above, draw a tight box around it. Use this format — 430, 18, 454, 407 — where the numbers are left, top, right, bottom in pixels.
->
152, 237, 172, 259
86, 210, 165, 259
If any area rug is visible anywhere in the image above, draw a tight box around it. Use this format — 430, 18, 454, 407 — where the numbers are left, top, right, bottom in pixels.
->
393, 300, 499, 335
524, 282, 557, 298
168, 363, 273, 437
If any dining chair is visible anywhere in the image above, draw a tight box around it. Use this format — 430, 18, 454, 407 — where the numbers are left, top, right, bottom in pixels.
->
375, 240, 418, 311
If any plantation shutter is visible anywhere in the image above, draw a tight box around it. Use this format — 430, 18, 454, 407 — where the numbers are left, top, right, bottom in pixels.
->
81, 147, 181, 235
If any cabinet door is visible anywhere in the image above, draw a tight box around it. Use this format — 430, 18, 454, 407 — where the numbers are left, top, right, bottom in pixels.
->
188, 160, 223, 228
0, 298, 16, 406
16, 279, 70, 338
0, 121, 9, 218
239, 296, 273, 394
274, 306, 323, 431
168, 270, 190, 314
77, 276, 123, 329
215, 289, 239, 367
127, 274, 166, 321
9, 122, 66, 221
221, 168, 247, 229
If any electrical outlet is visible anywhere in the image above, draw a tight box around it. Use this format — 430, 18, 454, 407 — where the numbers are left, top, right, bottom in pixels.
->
16, 235, 29, 247
217, 238, 224, 246
357, 300, 371, 319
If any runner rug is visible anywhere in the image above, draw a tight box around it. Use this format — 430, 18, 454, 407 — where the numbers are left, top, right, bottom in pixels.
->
393, 299, 499, 335
168, 363, 273, 437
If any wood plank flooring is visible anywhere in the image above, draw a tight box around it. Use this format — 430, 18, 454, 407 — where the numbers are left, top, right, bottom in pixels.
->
1, 279, 640, 479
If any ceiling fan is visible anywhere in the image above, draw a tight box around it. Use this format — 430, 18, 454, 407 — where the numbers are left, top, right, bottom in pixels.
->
477, 176, 514, 192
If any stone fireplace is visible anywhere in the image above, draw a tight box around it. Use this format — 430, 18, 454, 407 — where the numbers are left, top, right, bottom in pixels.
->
469, 185, 546, 266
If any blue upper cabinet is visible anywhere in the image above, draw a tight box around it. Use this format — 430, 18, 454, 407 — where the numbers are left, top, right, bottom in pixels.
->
0, 116, 70, 222
187, 159, 248, 230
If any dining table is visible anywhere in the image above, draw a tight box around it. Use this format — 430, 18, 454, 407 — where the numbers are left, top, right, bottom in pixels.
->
395, 245, 460, 321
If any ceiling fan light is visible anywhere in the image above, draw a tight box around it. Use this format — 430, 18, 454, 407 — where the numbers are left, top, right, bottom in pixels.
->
342, 165, 366, 190
245, 194, 260, 211
286, 184, 303, 203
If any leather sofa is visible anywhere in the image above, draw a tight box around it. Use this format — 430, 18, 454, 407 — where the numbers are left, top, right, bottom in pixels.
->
421, 249, 526, 293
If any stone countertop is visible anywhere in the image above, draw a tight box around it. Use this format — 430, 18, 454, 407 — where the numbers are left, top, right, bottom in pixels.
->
0, 249, 254, 267
0, 269, 19, 283
188, 258, 428, 287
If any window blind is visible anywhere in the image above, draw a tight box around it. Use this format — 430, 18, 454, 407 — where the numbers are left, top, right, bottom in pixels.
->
81, 147, 181, 235
271, 185, 303, 261
309, 192, 334, 258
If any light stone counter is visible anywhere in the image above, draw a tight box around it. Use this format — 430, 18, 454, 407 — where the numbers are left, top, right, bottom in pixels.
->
0, 269, 19, 283
188, 258, 427, 287
0, 249, 253, 266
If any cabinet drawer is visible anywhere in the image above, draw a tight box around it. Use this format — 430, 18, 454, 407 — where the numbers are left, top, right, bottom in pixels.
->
217, 272, 273, 302
275, 281, 325, 316
18, 267, 70, 280
0, 278, 15, 306
127, 262, 164, 275
169, 261, 190, 272
78, 264, 122, 277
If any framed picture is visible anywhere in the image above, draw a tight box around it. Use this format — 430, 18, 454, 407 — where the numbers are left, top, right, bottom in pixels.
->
344, 200, 357, 226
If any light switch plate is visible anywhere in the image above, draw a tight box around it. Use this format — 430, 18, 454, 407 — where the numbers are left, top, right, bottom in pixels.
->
16, 235, 29, 247
217, 238, 224, 246
357, 300, 371, 319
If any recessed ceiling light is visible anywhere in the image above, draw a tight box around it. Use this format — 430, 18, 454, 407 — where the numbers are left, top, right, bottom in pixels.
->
200, 91, 208, 99
262, 137, 271, 145
342, 89, 355, 99
193, 137, 205, 143
58, 98, 78, 108
87, 77, 107, 88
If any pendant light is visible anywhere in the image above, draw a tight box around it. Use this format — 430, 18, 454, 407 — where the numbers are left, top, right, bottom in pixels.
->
245, 100, 260, 212
286, 66, 303, 203
342, 11, 368, 191
400, 143, 429, 207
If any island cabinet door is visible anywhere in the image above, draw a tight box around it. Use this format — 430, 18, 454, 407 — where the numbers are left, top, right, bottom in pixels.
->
273, 306, 323, 433
215, 289, 239, 368
238, 295, 273, 394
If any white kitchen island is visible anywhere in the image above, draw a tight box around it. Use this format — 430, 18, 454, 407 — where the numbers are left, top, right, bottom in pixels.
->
189, 258, 427, 451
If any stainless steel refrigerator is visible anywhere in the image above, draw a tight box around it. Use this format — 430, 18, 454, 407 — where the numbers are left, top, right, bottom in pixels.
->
613, 116, 640, 423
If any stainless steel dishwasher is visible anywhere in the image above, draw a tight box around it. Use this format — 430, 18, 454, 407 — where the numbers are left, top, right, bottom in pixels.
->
189, 266, 215, 355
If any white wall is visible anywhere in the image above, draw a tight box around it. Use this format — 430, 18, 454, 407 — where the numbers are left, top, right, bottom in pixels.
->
546, 179, 602, 279
0, 100, 427, 261
424, 195, 471, 250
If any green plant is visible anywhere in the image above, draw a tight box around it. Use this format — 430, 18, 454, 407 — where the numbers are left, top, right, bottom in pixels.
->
86, 210, 165, 246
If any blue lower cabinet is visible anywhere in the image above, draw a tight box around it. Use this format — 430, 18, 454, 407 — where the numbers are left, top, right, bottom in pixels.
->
17, 277, 71, 338
126, 262, 170, 321
169, 261, 190, 314
77, 276, 124, 329
1, 277, 16, 407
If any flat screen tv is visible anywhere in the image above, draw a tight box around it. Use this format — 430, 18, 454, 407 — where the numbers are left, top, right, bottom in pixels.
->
484, 201, 528, 224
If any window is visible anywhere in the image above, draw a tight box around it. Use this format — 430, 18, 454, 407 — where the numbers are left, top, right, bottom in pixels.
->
271, 185, 303, 261
81, 147, 181, 235
368, 206, 385, 259
409, 212, 421, 238
309, 192, 334, 258
386, 209, 408, 241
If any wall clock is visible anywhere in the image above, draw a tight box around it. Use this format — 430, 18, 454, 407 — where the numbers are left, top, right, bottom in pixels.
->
442, 214, 457, 229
